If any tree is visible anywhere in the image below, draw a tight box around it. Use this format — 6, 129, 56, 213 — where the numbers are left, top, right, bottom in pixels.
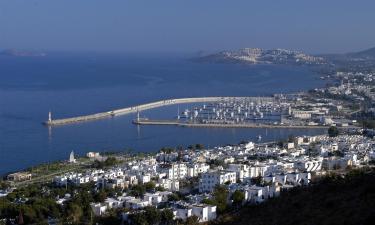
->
251, 176, 263, 186
144, 206, 161, 225
0, 181, 9, 190
195, 144, 204, 150
145, 182, 156, 192
160, 147, 175, 154
168, 193, 180, 202
94, 190, 108, 203
130, 184, 146, 197
232, 190, 245, 207
328, 126, 339, 137
130, 212, 148, 225
201, 198, 215, 205
155, 186, 166, 192
185, 215, 199, 225
187, 145, 195, 150
161, 209, 174, 225
213, 185, 229, 213
65, 202, 83, 224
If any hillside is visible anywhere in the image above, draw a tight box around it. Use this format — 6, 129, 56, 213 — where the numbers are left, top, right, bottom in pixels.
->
212, 169, 375, 225
196, 48, 327, 66
320, 47, 375, 72
346, 47, 375, 59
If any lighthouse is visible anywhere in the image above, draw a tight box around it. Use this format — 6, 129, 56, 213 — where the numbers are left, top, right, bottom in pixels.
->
48, 111, 52, 123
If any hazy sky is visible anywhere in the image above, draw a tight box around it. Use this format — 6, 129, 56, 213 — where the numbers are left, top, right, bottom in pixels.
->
1, 0, 374, 54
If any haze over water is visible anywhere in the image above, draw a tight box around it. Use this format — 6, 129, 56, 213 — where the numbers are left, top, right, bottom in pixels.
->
0, 53, 327, 175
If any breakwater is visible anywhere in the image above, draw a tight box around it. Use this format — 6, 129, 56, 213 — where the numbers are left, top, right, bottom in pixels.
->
45, 96, 274, 126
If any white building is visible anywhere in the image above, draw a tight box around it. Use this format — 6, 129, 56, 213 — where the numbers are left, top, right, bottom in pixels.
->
91, 203, 108, 216
86, 152, 100, 158
199, 171, 236, 193
158, 178, 179, 191
174, 204, 217, 222
143, 193, 163, 206
187, 163, 210, 178
166, 163, 188, 180
227, 164, 250, 181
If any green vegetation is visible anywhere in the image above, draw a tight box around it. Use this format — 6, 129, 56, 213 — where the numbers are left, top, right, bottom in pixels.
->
212, 185, 229, 213
160, 147, 175, 154
231, 190, 245, 208
0, 181, 129, 224
129, 184, 146, 198
187, 143, 205, 151
167, 192, 186, 202
212, 168, 375, 225
208, 159, 228, 169
195, 144, 204, 150
0, 181, 9, 190
328, 126, 339, 137
129, 207, 175, 225
0, 182, 98, 224
185, 215, 200, 225
201, 198, 215, 205
25, 160, 85, 178
93, 156, 121, 169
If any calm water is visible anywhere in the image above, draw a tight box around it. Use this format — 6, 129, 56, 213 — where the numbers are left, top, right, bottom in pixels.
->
0, 53, 326, 175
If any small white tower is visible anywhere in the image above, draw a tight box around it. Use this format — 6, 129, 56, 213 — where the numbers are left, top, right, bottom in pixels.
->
69, 151, 76, 163
48, 111, 52, 122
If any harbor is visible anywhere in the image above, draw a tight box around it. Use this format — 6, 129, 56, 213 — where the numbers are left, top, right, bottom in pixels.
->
44, 97, 274, 126
131, 96, 360, 130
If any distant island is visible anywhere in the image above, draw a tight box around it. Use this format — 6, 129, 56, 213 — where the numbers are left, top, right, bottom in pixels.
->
0, 49, 46, 57
195, 47, 375, 71
195, 48, 326, 65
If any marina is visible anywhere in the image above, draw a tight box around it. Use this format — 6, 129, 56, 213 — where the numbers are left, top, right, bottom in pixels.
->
177, 98, 287, 125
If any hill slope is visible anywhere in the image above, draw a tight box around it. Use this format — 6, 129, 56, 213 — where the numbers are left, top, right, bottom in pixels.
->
213, 169, 375, 225
347, 47, 375, 59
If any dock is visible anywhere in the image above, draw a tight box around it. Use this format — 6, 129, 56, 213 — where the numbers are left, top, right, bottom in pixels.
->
132, 119, 331, 129
44, 96, 274, 126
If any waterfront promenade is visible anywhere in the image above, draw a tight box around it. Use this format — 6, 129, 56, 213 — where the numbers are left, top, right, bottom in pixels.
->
45, 96, 274, 126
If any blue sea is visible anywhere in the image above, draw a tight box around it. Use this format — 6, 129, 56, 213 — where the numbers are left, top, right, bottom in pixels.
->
0, 53, 327, 175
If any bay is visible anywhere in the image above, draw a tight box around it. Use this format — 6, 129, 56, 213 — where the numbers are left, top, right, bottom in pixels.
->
0, 53, 326, 175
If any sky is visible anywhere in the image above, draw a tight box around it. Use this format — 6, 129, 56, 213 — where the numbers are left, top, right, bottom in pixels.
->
0, 0, 375, 54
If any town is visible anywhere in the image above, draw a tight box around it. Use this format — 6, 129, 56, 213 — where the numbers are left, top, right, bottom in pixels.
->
1, 128, 375, 224
134, 70, 375, 130
1, 68, 375, 224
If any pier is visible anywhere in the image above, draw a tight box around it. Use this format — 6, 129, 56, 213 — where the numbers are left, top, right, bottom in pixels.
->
44, 96, 274, 126
132, 118, 331, 129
